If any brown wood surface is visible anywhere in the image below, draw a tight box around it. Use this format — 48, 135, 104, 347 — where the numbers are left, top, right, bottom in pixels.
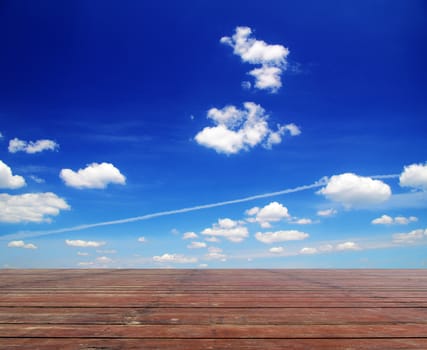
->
0, 269, 426, 349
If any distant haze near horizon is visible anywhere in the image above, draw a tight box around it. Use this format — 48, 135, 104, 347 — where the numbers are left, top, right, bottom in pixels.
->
1, 1, 426, 268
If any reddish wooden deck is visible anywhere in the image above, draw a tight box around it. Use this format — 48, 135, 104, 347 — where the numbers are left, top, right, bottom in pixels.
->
1, 269, 426, 349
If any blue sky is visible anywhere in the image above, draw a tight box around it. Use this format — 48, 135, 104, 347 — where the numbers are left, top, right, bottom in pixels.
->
1, 0, 426, 268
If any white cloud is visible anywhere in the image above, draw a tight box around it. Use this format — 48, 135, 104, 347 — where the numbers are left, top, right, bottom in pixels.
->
247, 201, 290, 228
393, 229, 427, 244
137, 237, 146, 243
77, 252, 89, 256
372, 215, 418, 225
300, 247, 318, 255
293, 218, 313, 225
65, 239, 105, 248
269, 246, 284, 254
399, 163, 427, 191
96, 256, 113, 264
182, 232, 198, 240
220, 26, 289, 92
201, 218, 248, 242
195, 102, 299, 155
205, 247, 227, 261
96, 249, 116, 254
78, 262, 94, 267
187, 241, 207, 249
60, 162, 126, 189
319, 244, 334, 252
317, 208, 337, 217
205, 236, 220, 243
29, 175, 45, 184
255, 230, 309, 244
8, 240, 37, 249
153, 253, 197, 264
0, 160, 26, 189
336, 241, 360, 251
317, 173, 391, 208
0, 192, 69, 223
8, 138, 58, 154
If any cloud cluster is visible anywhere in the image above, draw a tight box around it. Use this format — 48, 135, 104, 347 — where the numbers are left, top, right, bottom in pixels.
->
65, 239, 105, 248
8, 240, 37, 249
153, 253, 197, 264
187, 241, 207, 249
0, 192, 70, 223
318, 173, 391, 207
205, 246, 227, 261
255, 230, 309, 244
201, 218, 248, 242
195, 102, 299, 154
221, 26, 289, 92
372, 214, 418, 225
393, 229, 427, 244
0, 160, 26, 189
60, 162, 126, 189
246, 201, 290, 228
399, 163, 427, 191
317, 208, 337, 217
300, 241, 359, 255
8, 138, 58, 154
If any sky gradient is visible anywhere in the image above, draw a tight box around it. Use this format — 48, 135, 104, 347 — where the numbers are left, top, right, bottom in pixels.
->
1, 0, 427, 268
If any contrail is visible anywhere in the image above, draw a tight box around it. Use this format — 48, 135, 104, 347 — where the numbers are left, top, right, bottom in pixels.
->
1, 178, 329, 241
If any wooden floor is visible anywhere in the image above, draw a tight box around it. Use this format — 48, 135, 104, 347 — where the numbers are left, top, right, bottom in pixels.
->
0, 269, 426, 349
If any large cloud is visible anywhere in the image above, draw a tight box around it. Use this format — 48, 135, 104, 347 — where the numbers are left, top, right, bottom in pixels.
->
8, 138, 58, 154
255, 230, 309, 244
246, 201, 290, 228
0, 160, 26, 189
317, 173, 391, 207
60, 162, 126, 189
221, 26, 289, 92
399, 163, 427, 191
201, 218, 248, 242
195, 102, 299, 154
0, 192, 70, 223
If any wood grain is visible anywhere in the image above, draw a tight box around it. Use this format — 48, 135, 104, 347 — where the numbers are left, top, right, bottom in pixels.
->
1, 269, 426, 349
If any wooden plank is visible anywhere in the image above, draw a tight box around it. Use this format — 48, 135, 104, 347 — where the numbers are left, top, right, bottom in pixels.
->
1, 338, 427, 350
1, 307, 427, 325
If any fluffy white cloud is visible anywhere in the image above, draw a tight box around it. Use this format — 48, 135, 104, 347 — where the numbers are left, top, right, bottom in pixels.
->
205, 247, 227, 261
247, 201, 290, 228
65, 240, 105, 248
202, 218, 248, 242
187, 241, 207, 249
8, 138, 58, 154
399, 163, 427, 191
182, 232, 198, 240
153, 253, 197, 264
269, 246, 284, 254
220, 26, 289, 92
0, 192, 69, 223
393, 229, 427, 244
137, 237, 146, 243
255, 230, 309, 244
0, 160, 26, 189
300, 247, 318, 255
317, 173, 391, 207
8, 240, 37, 249
195, 102, 299, 155
372, 215, 418, 225
336, 241, 360, 251
317, 208, 337, 217
60, 162, 126, 189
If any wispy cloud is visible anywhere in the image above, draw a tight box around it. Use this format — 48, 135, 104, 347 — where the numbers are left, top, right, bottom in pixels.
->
1, 179, 326, 241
